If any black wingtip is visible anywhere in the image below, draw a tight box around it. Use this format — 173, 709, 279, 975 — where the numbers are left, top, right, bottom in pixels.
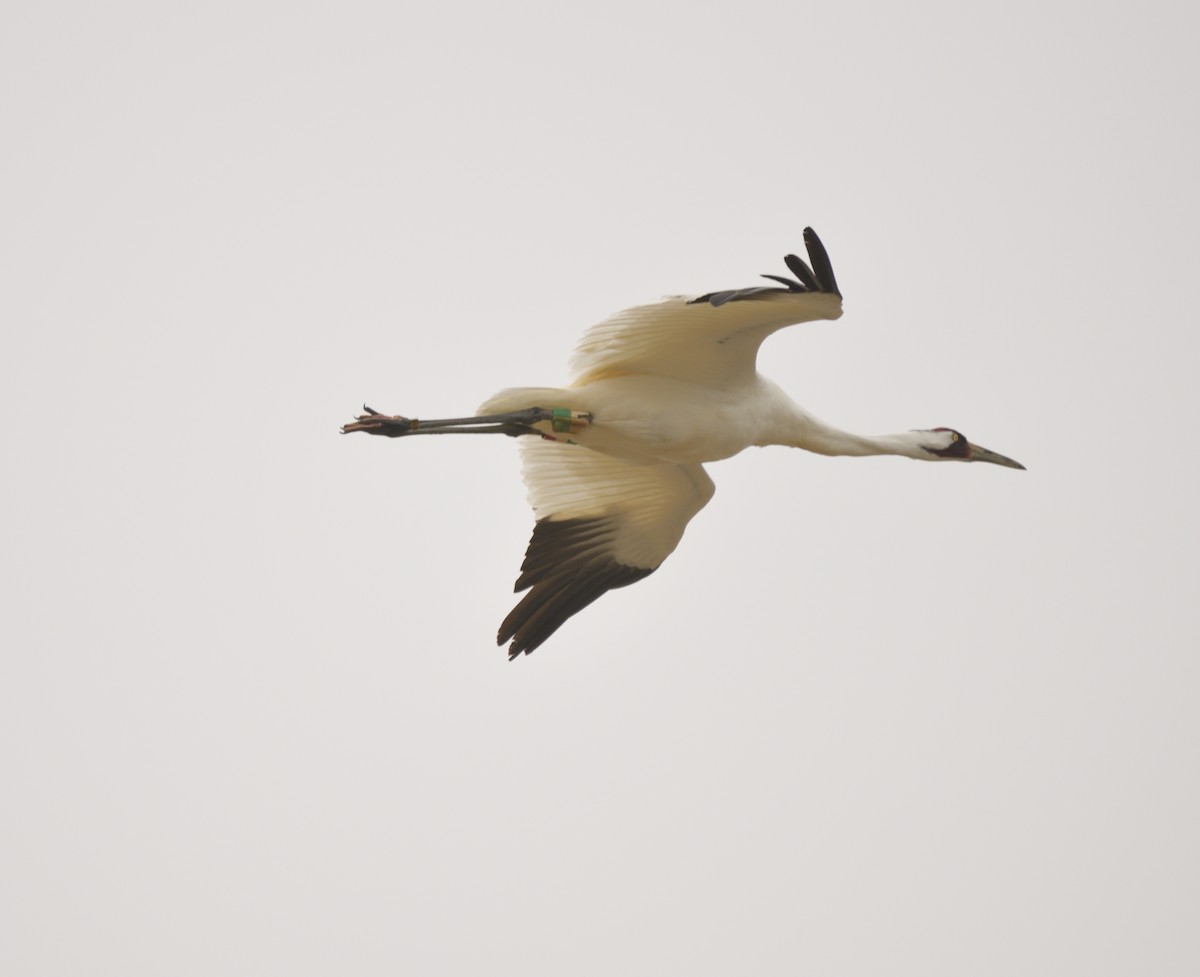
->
688, 229, 842, 307
782, 253, 818, 291
803, 227, 841, 298
760, 274, 804, 291
499, 630, 523, 659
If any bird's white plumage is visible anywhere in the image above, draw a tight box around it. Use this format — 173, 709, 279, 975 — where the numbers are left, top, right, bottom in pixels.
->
518, 437, 715, 569
569, 290, 844, 387
345, 228, 1023, 657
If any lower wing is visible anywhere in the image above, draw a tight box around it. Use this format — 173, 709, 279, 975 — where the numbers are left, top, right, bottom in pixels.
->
499, 438, 716, 657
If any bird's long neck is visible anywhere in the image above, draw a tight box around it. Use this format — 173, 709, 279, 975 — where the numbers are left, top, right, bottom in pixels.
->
767, 401, 928, 460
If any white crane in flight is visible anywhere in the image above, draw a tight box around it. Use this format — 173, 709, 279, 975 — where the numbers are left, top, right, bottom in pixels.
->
344, 228, 1024, 658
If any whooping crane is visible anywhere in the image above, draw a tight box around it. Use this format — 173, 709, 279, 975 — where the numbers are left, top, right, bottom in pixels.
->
343, 229, 1024, 658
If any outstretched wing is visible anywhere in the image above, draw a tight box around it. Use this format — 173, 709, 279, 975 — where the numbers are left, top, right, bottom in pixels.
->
499, 438, 716, 657
570, 227, 843, 388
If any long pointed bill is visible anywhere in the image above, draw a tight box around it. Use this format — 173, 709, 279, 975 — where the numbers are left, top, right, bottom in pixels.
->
969, 443, 1026, 470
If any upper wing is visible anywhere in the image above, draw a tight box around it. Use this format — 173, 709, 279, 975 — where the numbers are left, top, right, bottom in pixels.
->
498, 437, 716, 658
570, 227, 843, 388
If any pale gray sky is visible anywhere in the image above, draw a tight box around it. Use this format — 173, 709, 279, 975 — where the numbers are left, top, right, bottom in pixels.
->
3, 0, 1198, 974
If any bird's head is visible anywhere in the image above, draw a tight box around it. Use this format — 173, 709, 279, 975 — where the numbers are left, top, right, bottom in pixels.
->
917, 427, 1025, 469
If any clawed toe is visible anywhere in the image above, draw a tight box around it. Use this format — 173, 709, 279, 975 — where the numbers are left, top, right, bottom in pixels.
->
341, 406, 416, 436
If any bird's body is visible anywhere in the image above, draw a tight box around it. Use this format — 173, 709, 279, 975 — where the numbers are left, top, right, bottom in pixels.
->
480, 373, 785, 465
344, 229, 1024, 658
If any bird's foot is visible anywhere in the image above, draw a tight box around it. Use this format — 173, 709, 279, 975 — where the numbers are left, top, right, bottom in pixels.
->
341, 406, 418, 437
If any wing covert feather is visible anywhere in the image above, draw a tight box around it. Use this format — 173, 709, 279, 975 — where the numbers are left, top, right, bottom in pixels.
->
570, 229, 843, 387
498, 439, 716, 656
570, 289, 842, 387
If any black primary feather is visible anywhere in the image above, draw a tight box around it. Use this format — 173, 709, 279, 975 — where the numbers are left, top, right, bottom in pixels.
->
689, 228, 841, 306
498, 517, 654, 657
782, 253, 819, 291
803, 226, 841, 297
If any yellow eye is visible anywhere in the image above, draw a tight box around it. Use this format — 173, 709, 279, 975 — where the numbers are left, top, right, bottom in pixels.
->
952, 433, 959, 441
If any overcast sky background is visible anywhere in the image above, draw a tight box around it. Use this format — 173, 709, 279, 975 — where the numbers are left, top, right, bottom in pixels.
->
3, 1, 1198, 973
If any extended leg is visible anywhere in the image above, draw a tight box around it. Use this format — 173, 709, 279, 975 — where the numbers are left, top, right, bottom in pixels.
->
341, 405, 591, 439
